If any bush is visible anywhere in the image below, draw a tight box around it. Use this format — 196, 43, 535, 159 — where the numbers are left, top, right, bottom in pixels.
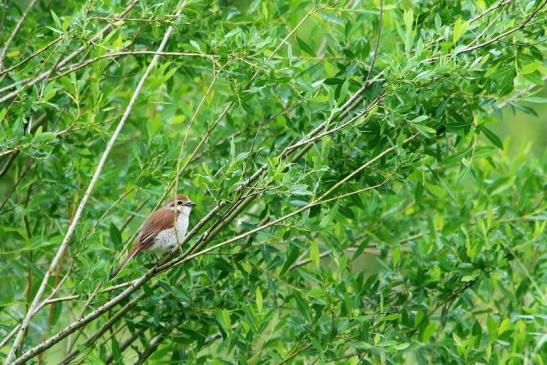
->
0, 0, 545, 363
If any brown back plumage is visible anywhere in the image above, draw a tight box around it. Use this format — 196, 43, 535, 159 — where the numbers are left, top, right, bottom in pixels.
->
109, 207, 177, 280
137, 208, 177, 250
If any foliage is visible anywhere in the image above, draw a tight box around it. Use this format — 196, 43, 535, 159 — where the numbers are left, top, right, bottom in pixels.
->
0, 0, 545, 363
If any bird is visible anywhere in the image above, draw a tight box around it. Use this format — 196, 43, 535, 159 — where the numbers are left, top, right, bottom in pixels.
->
109, 194, 196, 279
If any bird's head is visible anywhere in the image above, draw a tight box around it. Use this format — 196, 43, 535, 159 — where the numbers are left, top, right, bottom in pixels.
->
166, 194, 196, 214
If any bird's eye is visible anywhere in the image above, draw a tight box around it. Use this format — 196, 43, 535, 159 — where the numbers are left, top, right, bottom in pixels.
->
177, 200, 183, 205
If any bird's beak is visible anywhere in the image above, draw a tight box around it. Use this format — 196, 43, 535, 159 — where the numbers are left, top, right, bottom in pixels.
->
187, 202, 196, 207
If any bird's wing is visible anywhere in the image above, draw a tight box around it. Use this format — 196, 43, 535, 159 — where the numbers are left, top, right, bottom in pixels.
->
138, 208, 177, 250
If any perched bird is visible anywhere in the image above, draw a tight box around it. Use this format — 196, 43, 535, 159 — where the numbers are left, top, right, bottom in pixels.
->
110, 194, 196, 279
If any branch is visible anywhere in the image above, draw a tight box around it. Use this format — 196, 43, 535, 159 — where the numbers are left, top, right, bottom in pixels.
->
365, 0, 383, 83
466, 0, 510, 48
134, 333, 166, 364
3, 2, 187, 362
60, 291, 146, 364
469, 0, 513, 23
424, 0, 514, 49
49, 51, 217, 81
0, 37, 62, 78
290, 233, 421, 270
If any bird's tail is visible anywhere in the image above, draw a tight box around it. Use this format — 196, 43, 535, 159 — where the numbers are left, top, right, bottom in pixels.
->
109, 245, 140, 280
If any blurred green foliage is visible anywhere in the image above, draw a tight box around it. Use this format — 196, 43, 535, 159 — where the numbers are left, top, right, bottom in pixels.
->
496, 86, 547, 156
0, 0, 545, 364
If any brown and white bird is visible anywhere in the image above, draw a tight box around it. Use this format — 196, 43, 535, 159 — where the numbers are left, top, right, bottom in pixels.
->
109, 194, 196, 279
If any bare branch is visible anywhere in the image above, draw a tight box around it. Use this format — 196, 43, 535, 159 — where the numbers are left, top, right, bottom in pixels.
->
365, 0, 383, 84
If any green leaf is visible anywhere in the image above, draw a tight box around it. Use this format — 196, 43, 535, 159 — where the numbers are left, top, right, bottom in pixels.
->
410, 115, 429, 124
481, 126, 503, 149
50, 10, 62, 30
403, 9, 413, 32
324, 78, 344, 85
453, 18, 468, 42
111, 337, 121, 363
109, 223, 122, 247
392, 246, 400, 266
414, 124, 436, 137
487, 315, 497, 340
461, 273, 478, 282
216, 309, 231, 331
296, 36, 315, 56
0, 108, 7, 124
256, 287, 263, 314
423, 322, 437, 342
519, 61, 540, 75
310, 240, 320, 269
189, 40, 201, 51
498, 319, 511, 334
393, 342, 410, 351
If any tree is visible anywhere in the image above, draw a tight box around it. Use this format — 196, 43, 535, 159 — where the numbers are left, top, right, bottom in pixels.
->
0, 0, 545, 363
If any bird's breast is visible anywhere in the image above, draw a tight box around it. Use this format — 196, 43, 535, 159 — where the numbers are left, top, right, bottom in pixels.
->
150, 214, 190, 252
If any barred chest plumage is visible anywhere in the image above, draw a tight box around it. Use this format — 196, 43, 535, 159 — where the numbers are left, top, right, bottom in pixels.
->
150, 208, 191, 252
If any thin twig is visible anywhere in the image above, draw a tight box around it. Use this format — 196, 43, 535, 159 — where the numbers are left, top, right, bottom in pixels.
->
61, 291, 146, 364
424, 0, 514, 49
50, 51, 216, 81
365, 0, 383, 84
290, 233, 420, 270
467, 0, 510, 47
275, 344, 312, 365
0, 37, 62, 78
470, 0, 513, 23
134, 332, 166, 364
172, 59, 227, 249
